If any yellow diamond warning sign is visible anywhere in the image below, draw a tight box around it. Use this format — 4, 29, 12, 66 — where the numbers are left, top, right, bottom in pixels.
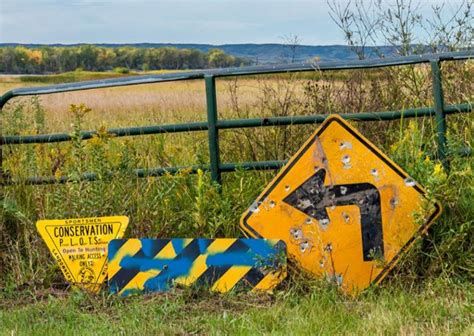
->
240, 115, 441, 294
36, 216, 129, 292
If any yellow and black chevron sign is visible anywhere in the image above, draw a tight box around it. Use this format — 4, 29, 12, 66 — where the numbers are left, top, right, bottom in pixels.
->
108, 238, 287, 296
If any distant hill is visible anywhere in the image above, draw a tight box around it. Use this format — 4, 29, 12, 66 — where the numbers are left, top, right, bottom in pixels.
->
0, 43, 397, 63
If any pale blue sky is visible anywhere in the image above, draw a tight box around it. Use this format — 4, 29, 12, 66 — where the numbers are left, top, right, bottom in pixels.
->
0, 0, 466, 45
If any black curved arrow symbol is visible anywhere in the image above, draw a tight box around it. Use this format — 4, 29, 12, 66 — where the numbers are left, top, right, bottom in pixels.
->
283, 169, 384, 261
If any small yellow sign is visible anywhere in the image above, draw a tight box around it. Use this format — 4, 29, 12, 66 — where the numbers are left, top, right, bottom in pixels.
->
36, 216, 129, 292
241, 115, 441, 294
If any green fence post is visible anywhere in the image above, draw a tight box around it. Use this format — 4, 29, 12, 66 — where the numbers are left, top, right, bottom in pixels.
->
205, 75, 221, 185
430, 60, 449, 171
0, 92, 12, 183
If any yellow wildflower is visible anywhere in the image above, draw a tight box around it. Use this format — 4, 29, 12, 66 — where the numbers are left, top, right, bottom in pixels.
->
390, 142, 399, 153
433, 163, 443, 176
88, 136, 102, 147
54, 169, 62, 180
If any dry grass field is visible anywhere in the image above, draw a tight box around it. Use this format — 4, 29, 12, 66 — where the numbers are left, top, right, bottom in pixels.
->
2, 75, 310, 129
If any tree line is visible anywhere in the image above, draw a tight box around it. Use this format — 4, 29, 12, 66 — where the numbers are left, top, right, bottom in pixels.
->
0, 45, 251, 74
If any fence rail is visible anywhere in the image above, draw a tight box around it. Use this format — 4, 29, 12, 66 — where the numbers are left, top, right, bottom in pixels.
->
1, 50, 473, 186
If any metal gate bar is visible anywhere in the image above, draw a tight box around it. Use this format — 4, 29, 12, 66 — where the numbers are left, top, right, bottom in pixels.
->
1, 51, 472, 186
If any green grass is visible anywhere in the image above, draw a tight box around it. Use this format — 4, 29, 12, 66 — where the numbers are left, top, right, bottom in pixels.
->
16, 69, 187, 84
1, 278, 472, 335
18, 70, 139, 84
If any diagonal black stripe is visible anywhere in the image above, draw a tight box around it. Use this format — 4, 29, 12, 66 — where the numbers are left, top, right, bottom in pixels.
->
177, 239, 212, 262
108, 239, 127, 261
109, 249, 145, 294
144, 239, 214, 288
194, 239, 250, 288
109, 239, 169, 293
222, 239, 250, 254
235, 267, 266, 289
194, 266, 230, 287
140, 238, 171, 258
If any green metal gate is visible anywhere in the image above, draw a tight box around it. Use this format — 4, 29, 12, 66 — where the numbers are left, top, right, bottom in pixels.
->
1, 51, 472, 186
